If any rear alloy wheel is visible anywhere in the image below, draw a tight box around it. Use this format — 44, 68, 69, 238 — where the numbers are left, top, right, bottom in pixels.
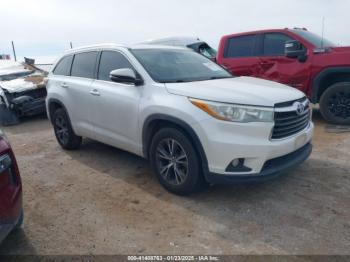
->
320, 82, 350, 125
55, 114, 69, 145
53, 108, 82, 150
150, 127, 205, 195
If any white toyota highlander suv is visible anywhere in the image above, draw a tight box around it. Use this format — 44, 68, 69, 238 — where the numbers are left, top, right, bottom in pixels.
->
46, 44, 313, 195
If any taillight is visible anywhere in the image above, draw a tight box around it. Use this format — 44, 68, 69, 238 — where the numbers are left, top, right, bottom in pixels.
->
0, 130, 19, 185
0, 153, 13, 187
0, 152, 19, 186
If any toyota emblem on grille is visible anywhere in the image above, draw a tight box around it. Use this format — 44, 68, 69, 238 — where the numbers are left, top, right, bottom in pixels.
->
295, 102, 305, 115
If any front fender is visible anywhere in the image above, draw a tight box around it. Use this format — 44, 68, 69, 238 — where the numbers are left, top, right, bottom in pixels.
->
312, 67, 350, 102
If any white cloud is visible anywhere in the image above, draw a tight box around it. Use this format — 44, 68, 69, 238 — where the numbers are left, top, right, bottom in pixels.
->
0, 0, 348, 57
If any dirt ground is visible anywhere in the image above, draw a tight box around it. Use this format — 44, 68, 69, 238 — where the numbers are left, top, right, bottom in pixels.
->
0, 110, 349, 255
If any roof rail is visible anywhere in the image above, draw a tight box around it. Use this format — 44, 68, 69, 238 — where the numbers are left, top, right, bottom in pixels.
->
64, 43, 127, 53
293, 27, 308, 31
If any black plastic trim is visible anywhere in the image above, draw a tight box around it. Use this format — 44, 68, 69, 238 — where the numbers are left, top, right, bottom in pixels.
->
47, 99, 69, 123
274, 97, 307, 108
142, 114, 210, 179
225, 158, 252, 172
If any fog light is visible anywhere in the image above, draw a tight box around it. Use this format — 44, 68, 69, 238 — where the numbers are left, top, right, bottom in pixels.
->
225, 158, 252, 172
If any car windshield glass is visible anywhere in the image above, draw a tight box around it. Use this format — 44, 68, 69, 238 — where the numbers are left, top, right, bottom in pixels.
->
290, 29, 335, 48
131, 49, 232, 83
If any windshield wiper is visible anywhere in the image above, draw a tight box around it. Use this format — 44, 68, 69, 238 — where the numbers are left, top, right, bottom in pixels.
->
160, 77, 233, 83
210, 76, 233, 80
159, 79, 192, 83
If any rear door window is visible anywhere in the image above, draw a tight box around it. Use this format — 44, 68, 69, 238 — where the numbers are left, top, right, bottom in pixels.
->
53, 55, 73, 76
97, 51, 134, 81
224, 35, 257, 58
263, 33, 293, 56
71, 52, 98, 78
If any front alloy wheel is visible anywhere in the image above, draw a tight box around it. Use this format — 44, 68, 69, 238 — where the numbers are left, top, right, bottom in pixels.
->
150, 127, 205, 195
156, 138, 189, 186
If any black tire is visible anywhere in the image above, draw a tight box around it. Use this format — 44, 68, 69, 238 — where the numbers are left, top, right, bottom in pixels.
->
319, 82, 350, 125
52, 108, 82, 150
149, 127, 205, 195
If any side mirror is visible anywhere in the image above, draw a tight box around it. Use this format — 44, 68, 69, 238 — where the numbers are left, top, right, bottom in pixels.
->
110, 68, 143, 85
285, 40, 307, 61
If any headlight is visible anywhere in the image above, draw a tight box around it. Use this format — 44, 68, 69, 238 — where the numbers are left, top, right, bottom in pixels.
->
189, 98, 274, 123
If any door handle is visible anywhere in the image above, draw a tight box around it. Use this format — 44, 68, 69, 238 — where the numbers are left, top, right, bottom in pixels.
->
89, 89, 100, 96
60, 83, 69, 88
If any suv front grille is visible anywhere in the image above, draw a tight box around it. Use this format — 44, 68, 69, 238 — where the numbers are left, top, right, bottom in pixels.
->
271, 98, 310, 139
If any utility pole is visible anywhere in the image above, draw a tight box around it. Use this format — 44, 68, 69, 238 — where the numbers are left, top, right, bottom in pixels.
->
70, 42, 73, 49
11, 41, 17, 61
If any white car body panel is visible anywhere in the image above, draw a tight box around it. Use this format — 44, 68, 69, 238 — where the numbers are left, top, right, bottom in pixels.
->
165, 76, 305, 106
91, 79, 142, 154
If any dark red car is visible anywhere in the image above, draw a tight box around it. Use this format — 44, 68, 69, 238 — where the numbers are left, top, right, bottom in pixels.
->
217, 28, 350, 125
0, 130, 23, 243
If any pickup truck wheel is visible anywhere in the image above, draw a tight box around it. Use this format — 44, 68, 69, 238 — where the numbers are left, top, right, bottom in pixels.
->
149, 127, 204, 195
319, 82, 350, 125
53, 108, 82, 150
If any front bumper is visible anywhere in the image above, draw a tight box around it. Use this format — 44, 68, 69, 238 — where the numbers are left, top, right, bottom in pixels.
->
205, 142, 312, 184
192, 118, 313, 180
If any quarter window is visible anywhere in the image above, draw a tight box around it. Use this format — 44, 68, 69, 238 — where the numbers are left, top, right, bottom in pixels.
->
71, 52, 98, 78
263, 33, 292, 56
98, 51, 134, 81
224, 35, 257, 58
53, 55, 73, 76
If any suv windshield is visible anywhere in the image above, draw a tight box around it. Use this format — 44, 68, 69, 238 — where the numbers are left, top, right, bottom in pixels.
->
131, 49, 232, 83
290, 29, 335, 48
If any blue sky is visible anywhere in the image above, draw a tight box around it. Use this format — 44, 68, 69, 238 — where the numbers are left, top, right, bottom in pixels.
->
0, 0, 348, 62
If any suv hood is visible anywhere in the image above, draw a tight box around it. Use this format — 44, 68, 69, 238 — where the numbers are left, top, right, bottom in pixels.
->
165, 76, 304, 107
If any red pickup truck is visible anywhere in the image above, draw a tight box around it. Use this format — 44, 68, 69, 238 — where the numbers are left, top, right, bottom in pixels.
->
217, 28, 350, 124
